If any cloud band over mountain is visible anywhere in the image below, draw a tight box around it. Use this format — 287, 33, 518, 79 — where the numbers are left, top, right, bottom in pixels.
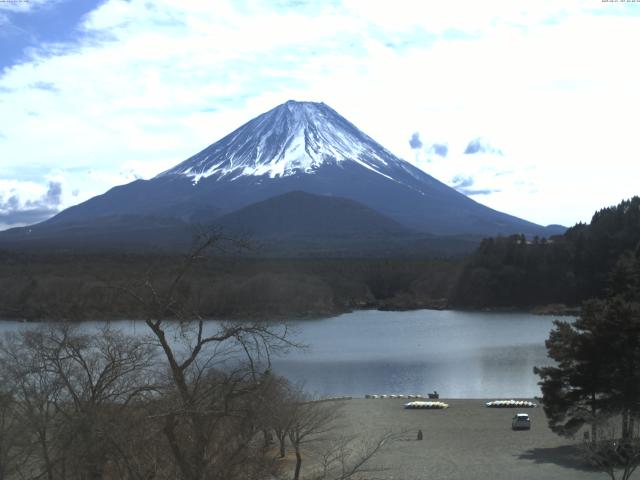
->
409, 132, 448, 158
464, 138, 503, 155
0, 181, 62, 227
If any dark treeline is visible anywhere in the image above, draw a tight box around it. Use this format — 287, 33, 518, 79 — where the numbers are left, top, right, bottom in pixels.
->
453, 196, 640, 309
0, 251, 461, 321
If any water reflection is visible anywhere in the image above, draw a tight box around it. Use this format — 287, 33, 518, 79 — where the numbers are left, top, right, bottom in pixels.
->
271, 310, 558, 398
0, 309, 560, 398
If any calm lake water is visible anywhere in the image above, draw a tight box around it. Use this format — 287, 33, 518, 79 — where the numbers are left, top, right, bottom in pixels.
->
273, 310, 558, 398
0, 310, 560, 399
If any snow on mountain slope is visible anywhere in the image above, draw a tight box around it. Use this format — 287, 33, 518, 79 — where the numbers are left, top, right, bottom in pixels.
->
159, 100, 411, 184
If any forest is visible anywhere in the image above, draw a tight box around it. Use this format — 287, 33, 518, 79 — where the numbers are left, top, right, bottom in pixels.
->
0, 196, 638, 321
0, 251, 459, 321
453, 196, 640, 309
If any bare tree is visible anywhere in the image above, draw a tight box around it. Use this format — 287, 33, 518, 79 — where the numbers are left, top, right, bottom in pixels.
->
0, 328, 66, 480
0, 391, 29, 480
282, 388, 399, 480
311, 431, 399, 480
122, 234, 296, 480
287, 395, 344, 480
583, 416, 640, 480
254, 372, 297, 458
0, 323, 157, 480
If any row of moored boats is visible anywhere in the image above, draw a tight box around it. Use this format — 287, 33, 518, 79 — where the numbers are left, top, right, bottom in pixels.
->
485, 400, 537, 408
365, 394, 432, 399
403, 399, 537, 410
404, 401, 449, 409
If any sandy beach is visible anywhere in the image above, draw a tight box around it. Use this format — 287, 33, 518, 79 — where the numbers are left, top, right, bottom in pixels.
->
333, 398, 603, 480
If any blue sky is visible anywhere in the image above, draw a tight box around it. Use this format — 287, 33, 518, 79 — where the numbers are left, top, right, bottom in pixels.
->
0, 0, 106, 71
1, 0, 639, 230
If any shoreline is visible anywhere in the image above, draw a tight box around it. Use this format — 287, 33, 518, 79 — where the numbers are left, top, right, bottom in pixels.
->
0, 303, 579, 323
332, 398, 600, 480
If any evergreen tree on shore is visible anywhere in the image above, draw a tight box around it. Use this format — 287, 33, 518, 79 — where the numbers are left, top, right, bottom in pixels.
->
535, 298, 640, 441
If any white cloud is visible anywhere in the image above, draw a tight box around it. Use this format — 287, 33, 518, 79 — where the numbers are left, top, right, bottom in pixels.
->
0, 177, 64, 229
0, 0, 58, 13
0, 0, 638, 229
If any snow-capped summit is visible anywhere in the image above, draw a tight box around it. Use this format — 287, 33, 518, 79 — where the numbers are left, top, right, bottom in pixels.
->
159, 100, 407, 183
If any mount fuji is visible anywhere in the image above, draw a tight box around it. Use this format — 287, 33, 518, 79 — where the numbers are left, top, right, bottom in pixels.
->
0, 100, 563, 253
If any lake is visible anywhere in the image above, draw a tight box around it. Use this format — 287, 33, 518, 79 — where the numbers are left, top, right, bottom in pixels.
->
0, 310, 560, 399
272, 310, 558, 398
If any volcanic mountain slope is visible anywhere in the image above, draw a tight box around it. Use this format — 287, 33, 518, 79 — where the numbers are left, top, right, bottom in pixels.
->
215, 191, 429, 256
217, 191, 410, 238
1, 100, 562, 252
